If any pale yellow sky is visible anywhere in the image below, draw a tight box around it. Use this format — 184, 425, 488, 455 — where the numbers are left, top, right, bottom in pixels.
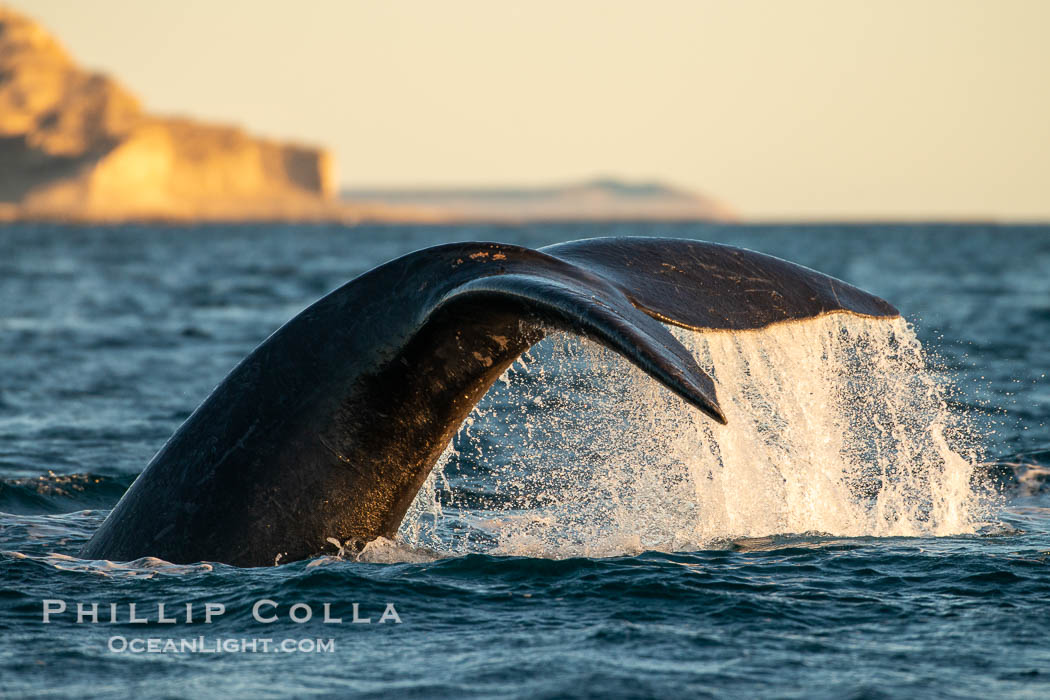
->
11, 0, 1050, 219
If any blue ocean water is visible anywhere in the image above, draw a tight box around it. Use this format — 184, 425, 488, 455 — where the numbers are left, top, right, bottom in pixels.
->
1, 222, 1049, 698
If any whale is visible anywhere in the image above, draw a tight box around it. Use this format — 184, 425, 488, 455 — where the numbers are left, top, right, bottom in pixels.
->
79, 237, 898, 566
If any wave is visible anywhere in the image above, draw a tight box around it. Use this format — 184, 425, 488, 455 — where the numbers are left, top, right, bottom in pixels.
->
981, 445, 1050, 496
0, 472, 131, 514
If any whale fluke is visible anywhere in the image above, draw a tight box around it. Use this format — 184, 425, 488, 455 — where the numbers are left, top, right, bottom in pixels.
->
543, 237, 898, 331
79, 237, 898, 566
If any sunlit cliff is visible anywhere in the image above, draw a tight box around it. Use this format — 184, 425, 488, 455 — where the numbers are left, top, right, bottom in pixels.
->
0, 6, 361, 222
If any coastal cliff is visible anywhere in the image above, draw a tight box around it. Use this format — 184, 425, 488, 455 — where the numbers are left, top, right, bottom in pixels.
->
0, 6, 354, 222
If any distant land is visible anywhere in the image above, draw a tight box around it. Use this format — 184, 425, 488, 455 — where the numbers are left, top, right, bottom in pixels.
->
0, 5, 731, 224
0, 6, 428, 224
344, 178, 735, 222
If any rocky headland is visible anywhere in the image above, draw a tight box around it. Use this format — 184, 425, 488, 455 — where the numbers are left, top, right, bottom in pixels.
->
0, 6, 421, 223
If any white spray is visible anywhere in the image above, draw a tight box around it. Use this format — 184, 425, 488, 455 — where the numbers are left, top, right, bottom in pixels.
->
400, 314, 988, 557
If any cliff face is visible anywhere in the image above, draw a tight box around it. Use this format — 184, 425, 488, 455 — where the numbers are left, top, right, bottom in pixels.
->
0, 6, 337, 221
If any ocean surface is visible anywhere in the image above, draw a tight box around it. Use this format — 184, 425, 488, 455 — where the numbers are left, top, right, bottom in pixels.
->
2, 221, 1049, 699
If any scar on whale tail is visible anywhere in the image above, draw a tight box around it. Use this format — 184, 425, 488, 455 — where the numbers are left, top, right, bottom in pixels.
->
79, 237, 899, 567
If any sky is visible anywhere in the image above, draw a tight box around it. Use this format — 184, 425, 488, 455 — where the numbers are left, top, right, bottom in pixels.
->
11, 0, 1050, 220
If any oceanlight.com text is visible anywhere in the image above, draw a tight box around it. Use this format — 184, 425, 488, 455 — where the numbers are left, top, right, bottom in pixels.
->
107, 636, 336, 654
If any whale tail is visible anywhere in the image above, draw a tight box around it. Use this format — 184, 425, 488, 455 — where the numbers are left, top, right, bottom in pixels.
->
79, 237, 899, 566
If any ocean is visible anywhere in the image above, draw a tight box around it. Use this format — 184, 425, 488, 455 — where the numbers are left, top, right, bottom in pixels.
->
2, 221, 1048, 698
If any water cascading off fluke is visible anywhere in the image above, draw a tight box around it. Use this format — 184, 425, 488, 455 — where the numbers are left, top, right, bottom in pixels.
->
401, 314, 990, 558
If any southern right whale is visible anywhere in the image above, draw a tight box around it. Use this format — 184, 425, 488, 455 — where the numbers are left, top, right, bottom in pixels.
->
79, 237, 898, 567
